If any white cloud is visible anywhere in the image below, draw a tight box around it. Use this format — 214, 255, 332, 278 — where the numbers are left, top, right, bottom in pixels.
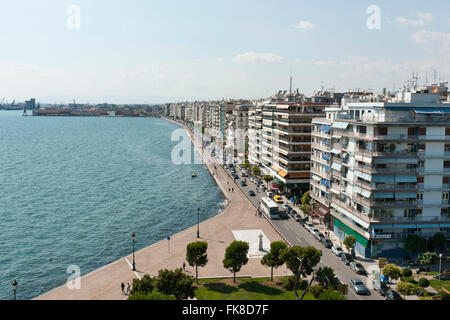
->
396, 12, 432, 27
292, 20, 315, 30
232, 52, 284, 64
410, 29, 450, 45
216, 57, 224, 63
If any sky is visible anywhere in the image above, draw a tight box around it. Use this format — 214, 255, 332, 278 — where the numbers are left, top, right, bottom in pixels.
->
0, 0, 449, 104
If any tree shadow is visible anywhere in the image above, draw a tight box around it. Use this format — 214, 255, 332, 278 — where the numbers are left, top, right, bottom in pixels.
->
203, 283, 239, 294
238, 282, 283, 296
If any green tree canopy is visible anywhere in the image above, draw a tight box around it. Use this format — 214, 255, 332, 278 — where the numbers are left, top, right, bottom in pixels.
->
277, 180, 285, 192
318, 289, 347, 300
223, 241, 249, 283
419, 251, 439, 265
301, 191, 311, 206
130, 274, 156, 295
315, 266, 338, 289
260, 241, 288, 281
251, 166, 261, 177
404, 235, 425, 253
155, 268, 196, 300
343, 235, 357, 252
382, 264, 402, 280
432, 233, 446, 251
186, 241, 208, 284
128, 291, 176, 300
263, 175, 274, 187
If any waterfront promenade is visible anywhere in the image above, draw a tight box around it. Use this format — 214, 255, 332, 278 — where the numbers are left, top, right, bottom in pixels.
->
35, 118, 289, 300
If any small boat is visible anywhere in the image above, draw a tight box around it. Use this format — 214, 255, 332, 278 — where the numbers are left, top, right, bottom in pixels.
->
192, 173, 197, 178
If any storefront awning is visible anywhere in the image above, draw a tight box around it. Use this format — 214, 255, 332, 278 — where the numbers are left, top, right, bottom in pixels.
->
395, 175, 417, 183
278, 169, 288, 178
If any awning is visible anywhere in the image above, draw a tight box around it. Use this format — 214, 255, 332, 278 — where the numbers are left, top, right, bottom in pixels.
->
374, 158, 418, 164
330, 188, 340, 194
413, 107, 450, 114
374, 192, 394, 199
312, 175, 321, 181
395, 192, 417, 199
372, 175, 395, 183
331, 204, 370, 229
331, 162, 342, 171
354, 170, 372, 181
278, 169, 288, 178
395, 175, 417, 183
360, 189, 371, 198
416, 224, 440, 228
331, 149, 341, 154
332, 122, 349, 129
332, 135, 342, 139
439, 223, 450, 228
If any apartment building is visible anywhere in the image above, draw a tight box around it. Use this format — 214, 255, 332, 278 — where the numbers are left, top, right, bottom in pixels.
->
310, 82, 450, 258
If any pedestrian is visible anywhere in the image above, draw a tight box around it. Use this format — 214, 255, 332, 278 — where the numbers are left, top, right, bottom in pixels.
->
232, 187, 234, 192
126, 282, 131, 295
183, 261, 186, 271
121, 282, 125, 295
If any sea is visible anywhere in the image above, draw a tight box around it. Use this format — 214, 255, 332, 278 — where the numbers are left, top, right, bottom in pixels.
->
0, 110, 226, 300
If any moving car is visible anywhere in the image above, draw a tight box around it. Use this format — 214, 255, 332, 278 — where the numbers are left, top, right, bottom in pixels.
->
350, 262, 366, 274
385, 290, 402, 300
279, 210, 289, 219
321, 238, 333, 248
341, 253, 354, 265
248, 190, 256, 196
349, 278, 369, 295
273, 195, 283, 203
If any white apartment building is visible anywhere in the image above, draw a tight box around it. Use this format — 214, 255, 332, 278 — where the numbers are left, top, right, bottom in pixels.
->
310, 83, 450, 258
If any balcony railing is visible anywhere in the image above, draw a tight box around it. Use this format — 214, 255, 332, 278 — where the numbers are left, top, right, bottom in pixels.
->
373, 200, 417, 208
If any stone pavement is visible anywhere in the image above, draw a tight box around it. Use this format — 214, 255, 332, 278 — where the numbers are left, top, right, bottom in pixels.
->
35, 118, 290, 300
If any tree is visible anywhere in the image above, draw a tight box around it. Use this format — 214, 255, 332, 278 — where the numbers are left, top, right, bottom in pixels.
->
186, 241, 208, 284
397, 281, 415, 295
343, 235, 357, 253
251, 166, 261, 177
241, 158, 250, 169
432, 233, 446, 251
309, 284, 324, 299
301, 191, 311, 206
155, 268, 196, 300
315, 266, 338, 289
278, 181, 285, 193
419, 251, 439, 265
260, 241, 288, 281
382, 264, 402, 281
401, 268, 412, 277
130, 274, 156, 295
280, 246, 322, 300
404, 235, 425, 253
263, 175, 274, 187
318, 289, 347, 300
418, 277, 430, 288
223, 241, 249, 283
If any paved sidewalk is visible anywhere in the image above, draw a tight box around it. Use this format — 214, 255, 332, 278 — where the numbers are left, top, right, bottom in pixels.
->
35, 119, 290, 300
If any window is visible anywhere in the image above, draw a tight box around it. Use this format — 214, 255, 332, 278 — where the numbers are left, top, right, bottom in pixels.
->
445, 144, 450, 152
418, 144, 426, 152
419, 161, 425, 168
446, 128, 450, 136
408, 128, 416, 136
379, 127, 388, 135
441, 209, 448, 215
443, 177, 449, 184
358, 126, 367, 134
445, 161, 450, 168
417, 177, 424, 183
417, 193, 423, 200
443, 192, 449, 200
418, 128, 426, 135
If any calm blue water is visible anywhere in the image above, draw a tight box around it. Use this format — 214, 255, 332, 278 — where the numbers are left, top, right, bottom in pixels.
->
0, 111, 225, 300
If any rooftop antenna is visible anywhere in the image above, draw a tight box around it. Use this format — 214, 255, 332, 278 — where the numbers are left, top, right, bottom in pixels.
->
434, 69, 437, 83
289, 65, 293, 95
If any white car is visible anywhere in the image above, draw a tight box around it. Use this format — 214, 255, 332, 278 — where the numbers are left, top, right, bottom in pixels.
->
331, 245, 344, 257
266, 190, 273, 198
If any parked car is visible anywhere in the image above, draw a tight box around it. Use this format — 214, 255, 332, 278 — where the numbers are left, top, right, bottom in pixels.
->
248, 190, 256, 196
305, 223, 314, 232
373, 280, 389, 296
341, 253, 355, 265
311, 229, 320, 239
317, 233, 325, 242
321, 238, 333, 248
350, 262, 366, 274
349, 278, 369, 295
259, 184, 266, 191
273, 195, 283, 203
331, 245, 344, 257
385, 290, 402, 300
266, 190, 273, 198
240, 180, 247, 186
294, 215, 301, 222
242, 171, 248, 177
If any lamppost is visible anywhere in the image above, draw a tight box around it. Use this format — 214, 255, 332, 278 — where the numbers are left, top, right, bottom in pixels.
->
426, 237, 429, 251
439, 253, 443, 283
12, 280, 17, 300
131, 232, 136, 271
197, 208, 200, 238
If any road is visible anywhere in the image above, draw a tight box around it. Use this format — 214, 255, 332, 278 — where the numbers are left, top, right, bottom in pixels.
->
222, 163, 383, 301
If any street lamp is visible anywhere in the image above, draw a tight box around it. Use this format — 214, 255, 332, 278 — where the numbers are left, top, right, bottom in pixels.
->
131, 232, 136, 271
426, 237, 429, 251
197, 208, 200, 238
12, 280, 18, 300
439, 253, 443, 282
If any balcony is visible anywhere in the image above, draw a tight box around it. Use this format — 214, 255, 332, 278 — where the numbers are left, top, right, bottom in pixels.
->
355, 149, 418, 158
371, 215, 450, 224
373, 200, 417, 209
311, 142, 331, 151
330, 208, 371, 239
